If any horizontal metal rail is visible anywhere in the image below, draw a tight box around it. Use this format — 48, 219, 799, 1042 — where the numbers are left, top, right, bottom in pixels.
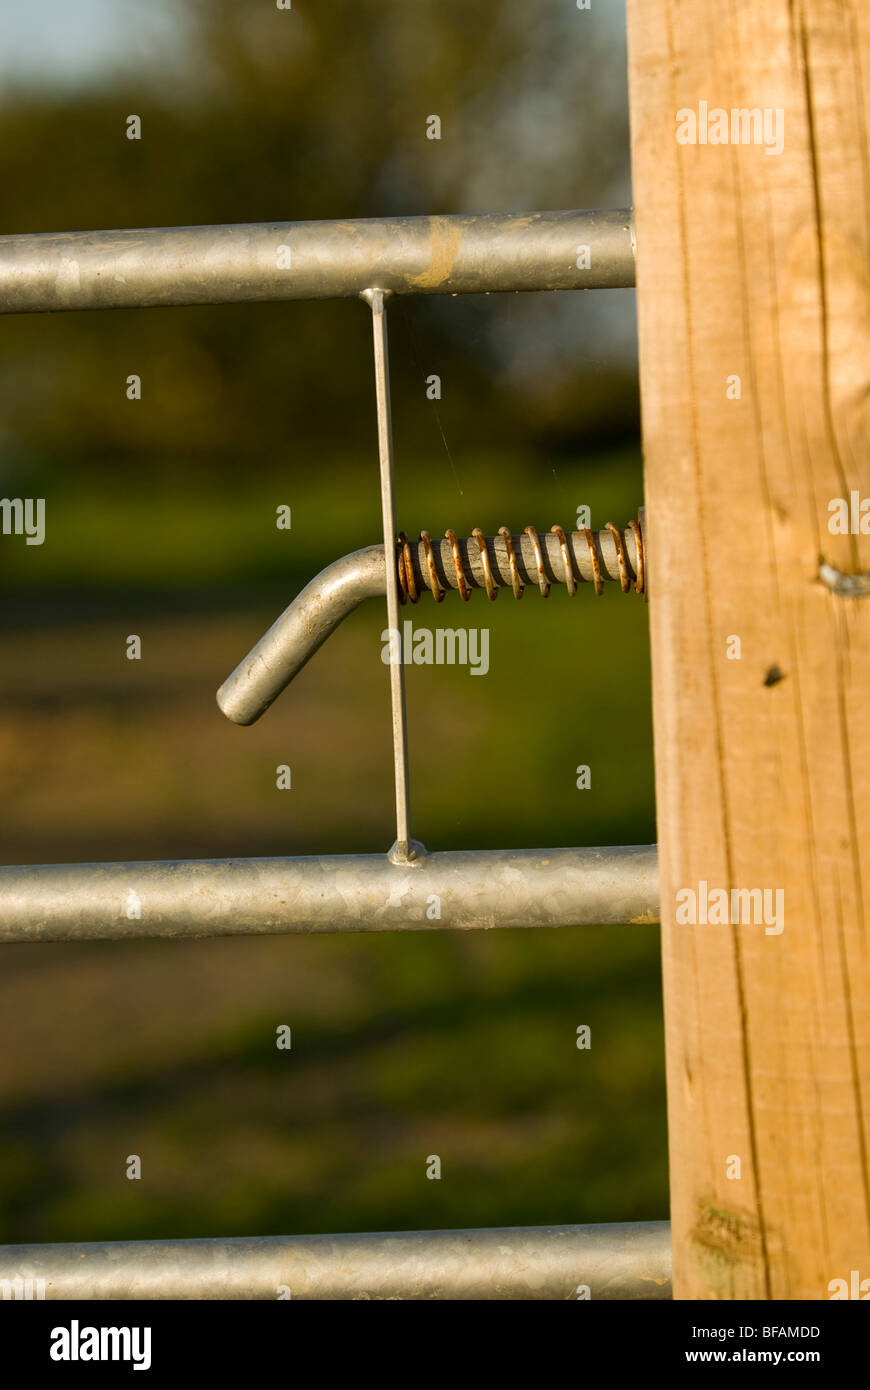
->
219, 525, 642, 725
0, 845, 659, 944
0, 1220, 671, 1300
0, 209, 635, 314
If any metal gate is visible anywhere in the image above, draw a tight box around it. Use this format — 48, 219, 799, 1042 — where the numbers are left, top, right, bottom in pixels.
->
0, 209, 669, 1300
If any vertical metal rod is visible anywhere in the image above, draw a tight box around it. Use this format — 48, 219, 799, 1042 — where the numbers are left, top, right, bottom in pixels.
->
364, 289, 412, 861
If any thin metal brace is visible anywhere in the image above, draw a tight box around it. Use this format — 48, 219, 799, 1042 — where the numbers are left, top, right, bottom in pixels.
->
362, 288, 415, 864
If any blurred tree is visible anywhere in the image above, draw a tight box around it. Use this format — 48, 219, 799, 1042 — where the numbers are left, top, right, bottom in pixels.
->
0, 0, 637, 485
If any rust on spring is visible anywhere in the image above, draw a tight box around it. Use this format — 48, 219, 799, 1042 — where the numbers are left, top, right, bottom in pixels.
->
472, 526, 498, 601
524, 525, 550, 598
605, 521, 631, 594
419, 530, 445, 602
397, 520, 645, 602
550, 524, 577, 597
499, 526, 524, 600
445, 528, 471, 602
626, 518, 644, 594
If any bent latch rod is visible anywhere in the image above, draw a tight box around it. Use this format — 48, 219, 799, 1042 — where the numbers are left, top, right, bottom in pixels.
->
216, 522, 647, 729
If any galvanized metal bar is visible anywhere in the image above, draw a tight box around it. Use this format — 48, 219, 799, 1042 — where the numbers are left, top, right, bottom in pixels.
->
0, 844, 659, 944
0, 1220, 671, 1300
217, 525, 641, 726
365, 288, 413, 862
218, 546, 385, 724
0, 209, 635, 315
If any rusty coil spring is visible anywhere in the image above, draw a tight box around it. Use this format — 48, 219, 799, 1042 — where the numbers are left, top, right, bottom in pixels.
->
397, 521, 645, 603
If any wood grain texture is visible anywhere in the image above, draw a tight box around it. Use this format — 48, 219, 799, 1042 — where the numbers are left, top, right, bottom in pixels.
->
626, 0, 870, 1298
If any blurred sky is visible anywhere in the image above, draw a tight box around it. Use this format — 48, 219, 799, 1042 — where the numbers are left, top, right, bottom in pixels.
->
0, 0, 638, 419
0, 0, 188, 86
0, 0, 628, 92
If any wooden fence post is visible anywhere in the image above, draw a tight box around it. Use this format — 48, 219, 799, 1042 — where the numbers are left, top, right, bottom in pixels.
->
626, 0, 870, 1298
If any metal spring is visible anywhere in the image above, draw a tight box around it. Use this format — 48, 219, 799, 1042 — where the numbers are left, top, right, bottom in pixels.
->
498, 527, 524, 600
397, 521, 645, 603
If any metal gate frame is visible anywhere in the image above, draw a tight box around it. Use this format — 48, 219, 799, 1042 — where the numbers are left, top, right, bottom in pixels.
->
0, 209, 671, 1300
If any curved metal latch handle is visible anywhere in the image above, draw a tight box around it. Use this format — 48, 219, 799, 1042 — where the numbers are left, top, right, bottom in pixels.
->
217, 546, 385, 726
216, 518, 645, 726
